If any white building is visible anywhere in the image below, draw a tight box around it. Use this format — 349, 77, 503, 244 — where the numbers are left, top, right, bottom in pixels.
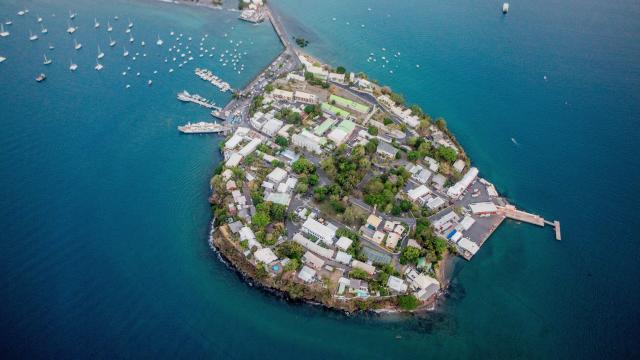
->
225, 134, 244, 150
292, 233, 335, 259
302, 251, 325, 269
328, 72, 346, 84
376, 141, 398, 158
405, 268, 439, 291
335, 236, 353, 251
225, 152, 243, 168
453, 159, 466, 173
469, 202, 498, 215
457, 237, 480, 255
458, 215, 476, 231
297, 265, 316, 283
238, 138, 261, 157
447, 167, 479, 198
254, 248, 278, 264
267, 167, 287, 183
262, 118, 284, 137
351, 260, 376, 275
334, 251, 352, 265
272, 88, 294, 102
302, 217, 336, 245
387, 275, 408, 293
408, 185, 430, 202
286, 73, 305, 82
426, 196, 445, 210
412, 168, 432, 184
292, 130, 326, 154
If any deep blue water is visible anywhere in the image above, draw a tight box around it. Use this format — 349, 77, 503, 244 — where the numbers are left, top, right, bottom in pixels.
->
1, 0, 639, 358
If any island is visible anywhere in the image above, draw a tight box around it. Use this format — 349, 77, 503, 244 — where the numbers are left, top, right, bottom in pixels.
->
201, 4, 561, 313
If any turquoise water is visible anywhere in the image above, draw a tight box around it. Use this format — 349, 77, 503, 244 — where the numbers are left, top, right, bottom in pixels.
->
1, 0, 639, 358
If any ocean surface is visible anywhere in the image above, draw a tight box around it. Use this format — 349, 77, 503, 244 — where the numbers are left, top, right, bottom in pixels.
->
1, 0, 639, 358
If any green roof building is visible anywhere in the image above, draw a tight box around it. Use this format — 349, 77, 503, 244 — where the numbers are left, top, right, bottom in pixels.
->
313, 118, 336, 136
329, 94, 370, 114
321, 103, 350, 118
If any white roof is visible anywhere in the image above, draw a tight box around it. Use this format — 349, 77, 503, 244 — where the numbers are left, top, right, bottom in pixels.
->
387, 275, 408, 293
335, 236, 353, 251
225, 152, 243, 168
327, 128, 349, 145
451, 231, 463, 242
297, 265, 316, 282
292, 233, 335, 259
239, 226, 255, 241
302, 217, 336, 244
238, 138, 261, 157
469, 202, 498, 214
254, 248, 278, 264
262, 118, 284, 134
225, 134, 244, 150
272, 88, 293, 98
285, 177, 298, 189
408, 185, 430, 201
351, 260, 376, 275
265, 192, 291, 206
426, 196, 445, 210
386, 232, 401, 249
457, 237, 480, 255
267, 167, 288, 183
334, 251, 352, 265
447, 167, 479, 198
405, 269, 439, 290
453, 159, 466, 173
459, 215, 476, 231
302, 251, 325, 269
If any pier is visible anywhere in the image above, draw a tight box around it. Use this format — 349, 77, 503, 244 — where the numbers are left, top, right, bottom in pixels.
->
499, 205, 562, 240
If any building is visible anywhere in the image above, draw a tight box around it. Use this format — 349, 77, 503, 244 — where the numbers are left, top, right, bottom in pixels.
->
453, 159, 466, 173
372, 231, 386, 245
327, 119, 356, 145
432, 211, 459, 232
376, 141, 399, 158
376, 94, 395, 108
272, 88, 294, 102
293, 91, 318, 104
386, 232, 401, 249
328, 72, 347, 84
356, 78, 373, 92
225, 134, 244, 150
238, 138, 261, 157
457, 237, 480, 255
321, 102, 350, 118
426, 196, 446, 210
225, 152, 243, 167
297, 265, 316, 283
387, 275, 408, 293
405, 268, 439, 291
458, 215, 476, 231
469, 202, 498, 215
408, 184, 430, 202
335, 236, 353, 251
292, 233, 335, 259
302, 251, 325, 269
265, 192, 291, 206
314, 118, 336, 136
412, 168, 432, 184
329, 94, 370, 114
292, 130, 326, 154
286, 73, 305, 82
302, 217, 336, 245
277, 124, 293, 138
262, 118, 284, 137
431, 174, 447, 190
351, 260, 376, 275
334, 251, 352, 265
254, 248, 278, 264
447, 167, 479, 198
366, 214, 382, 230
305, 65, 328, 79
267, 167, 287, 183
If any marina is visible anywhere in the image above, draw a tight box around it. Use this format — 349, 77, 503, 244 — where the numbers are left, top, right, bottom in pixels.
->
194, 68, 232, 92
177, 90, 220, 110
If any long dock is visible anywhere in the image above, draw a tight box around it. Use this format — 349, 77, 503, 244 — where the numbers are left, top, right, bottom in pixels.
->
499, 205, 562, 241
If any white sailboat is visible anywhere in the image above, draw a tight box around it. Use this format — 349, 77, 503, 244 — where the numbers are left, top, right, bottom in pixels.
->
97, 45, 104, 59
95, 59, 103, 71
40, 23, 48, 34
69, 10, 77, 20
123, 46, 129, 57
48, 42, 54, 50
74, 39, 82, 50
141, 41, 145, 47
156, 35, 163, 46
128, 18, 133, 28
37, 15, 43, 23
129, 35, 134, 43
0, 24, 9, 37
5, 19, 12, 25
66, 21, 76, 34
107, 21, 112, 32
43, 54, 52, 65
17, 10, 25, 16
0, 56, 6, 63
69, 59, 78, 71
29, 30, 38, 41
109, 36, 116, 47
94, 18, 100, 28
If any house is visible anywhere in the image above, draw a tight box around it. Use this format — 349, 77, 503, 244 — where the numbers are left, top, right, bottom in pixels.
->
458, 215, 476, 231
432, 211, 460, 232
385, 232, 401, 249
405, 268, 439, 291
328, 72, 346, 84
394, 224, 406, 235
366, 214, 382, 230
314, 118, 336, 136
225, 152, 243, 167
254, 248, 278, 264
286, 73, 305, 82
267, 167, 287, 183
265, 192, 291, 207
387, 275, 408, 293
284, 177, 298, 192
351, 260, 376, 275
302, 251, 325, 269
222, 169, 234, 181
334, 251, 352, 265
376, 94, 395, 108
407, 185, 430, 202
426, 196, 446, 210
297, 265, 316, 283
261, 181, 275, 191
292, 233, 335, 259
262, 118, 284, 137
431, 174, 447, 190
335, 236, 353, 251
238, 138, 262, 157
226, 180, 237, 191
453, 159, 466, 173
225, 134, 244, 150
305, 65, 328, 79
326, 119, 356, 145
424, 156, 439, 172
293, 91, 318, 104
272, 88, 294, 102
383, 220, 398, 232
302, 218, 336, 245
372, 231, 386, 245
412, 168, 432, 184
376, 141, 398, 158
415, 284, 439, 301
356, 78, 373, 92
239, 227, 258, 249
457, 237, 480, 255
228, 221, 243, 234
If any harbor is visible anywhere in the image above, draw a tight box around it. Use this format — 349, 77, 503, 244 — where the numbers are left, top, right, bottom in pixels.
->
177, 90, 220, 111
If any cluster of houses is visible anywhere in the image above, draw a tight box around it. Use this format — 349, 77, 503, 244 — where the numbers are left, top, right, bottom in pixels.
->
359, 214, 407, 251
376, 94, 422, 129
261, 167, 297, 207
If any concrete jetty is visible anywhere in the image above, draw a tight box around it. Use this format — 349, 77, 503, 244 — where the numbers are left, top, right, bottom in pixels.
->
499, 205, 562, 241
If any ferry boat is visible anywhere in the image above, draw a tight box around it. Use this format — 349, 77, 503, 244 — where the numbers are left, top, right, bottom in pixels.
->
97, 46, 104, 59
35, 73, 46, 82
502, 3, 509, 14
40, 24, 47, 34
0, 24, 9, 37
177, 121, 226, 134
43, 54, 52, 65
74, 39, 82, 50
94, 18, 100, 28
95, 60, 103, 71
109, 36, 116, 47
69, 59, 78, 71
67, 22, 76, 34
156, 35, 163, 46
29, 30, 38, 41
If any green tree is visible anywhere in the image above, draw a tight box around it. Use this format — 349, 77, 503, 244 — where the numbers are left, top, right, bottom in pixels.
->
397, 294, 420, 310
436, 146, 457, 163
292, 157, 315, 174
265, 83, 274, 93
275, 135, 288, 147
270, 204, 287, 222
252, 212, 270, 228
400, 246, 421, 265
336, 66, 346, 74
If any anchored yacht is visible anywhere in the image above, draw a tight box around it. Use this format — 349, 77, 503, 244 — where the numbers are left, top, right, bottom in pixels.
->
40, 23, 47, 34
95, 60, 103, 71
29, 30, 38, 41
0, 24, 9, 37
69, 59, 78, 71
156, 35, 163, 46
109, 36, 116, 47
43, 54, 52, 65
94, 18, 100, 28
74, 39, 82, 50
97, 46, 104, 59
